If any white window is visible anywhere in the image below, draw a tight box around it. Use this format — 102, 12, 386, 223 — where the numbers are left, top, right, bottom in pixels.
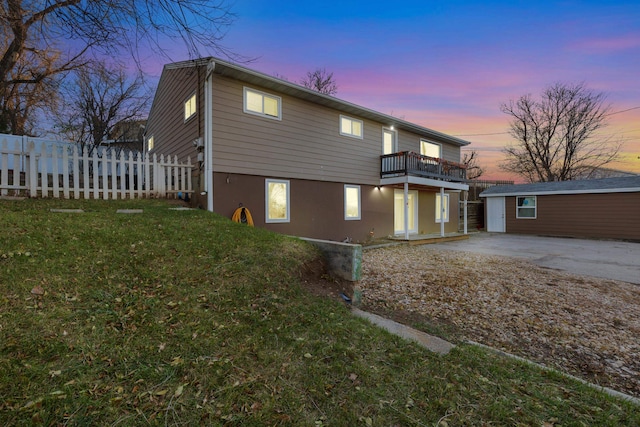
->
436, 193, 449, 223
516, 196, 536, 219
420, 140, 442, 159
244, 87, 281, 120
340, 115, 363, 139
344, 185, 361, 220
184, 94, 196, 122
382, 128, 397, 154
265, 179, 290, 223
147, 135, 154, 152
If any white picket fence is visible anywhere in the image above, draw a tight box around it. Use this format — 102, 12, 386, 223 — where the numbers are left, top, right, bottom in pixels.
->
0, 134, 193, 199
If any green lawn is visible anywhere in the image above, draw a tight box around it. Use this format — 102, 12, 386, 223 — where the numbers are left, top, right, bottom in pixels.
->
0, 199, 637, 426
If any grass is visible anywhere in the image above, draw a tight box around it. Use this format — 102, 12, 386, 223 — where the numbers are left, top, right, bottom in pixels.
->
0, 198, 638, 426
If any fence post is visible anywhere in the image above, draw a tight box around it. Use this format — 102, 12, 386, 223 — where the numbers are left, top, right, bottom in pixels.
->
186, 157, 192, 195
72, 145, 80, 199
27, 141, 36, 197
110, 150, 118, 200
92, 149, 100, 200
140, 152, 146, 198
127, 152, 134, 199
102, 151, 109, 200
62, 145, 70, 199
51, 144, 60, 198
40, 143, 49, 198
144, 152, 150, 198
118, 151, 126, 199
82, 146, 90, 200
1, 139, 8, 196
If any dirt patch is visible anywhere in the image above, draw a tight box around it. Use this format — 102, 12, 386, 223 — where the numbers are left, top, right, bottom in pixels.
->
299, 257, 354, 302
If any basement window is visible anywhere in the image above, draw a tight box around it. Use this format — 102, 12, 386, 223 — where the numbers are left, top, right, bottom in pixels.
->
344, 185, 361, 220
266, 179, 290, 223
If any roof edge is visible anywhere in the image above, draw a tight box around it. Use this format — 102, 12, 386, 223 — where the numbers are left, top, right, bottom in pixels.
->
163, 57, 471, 147
480, 187, 640, 197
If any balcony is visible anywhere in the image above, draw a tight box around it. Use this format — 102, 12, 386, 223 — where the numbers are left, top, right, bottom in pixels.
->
381, 151, 467, 182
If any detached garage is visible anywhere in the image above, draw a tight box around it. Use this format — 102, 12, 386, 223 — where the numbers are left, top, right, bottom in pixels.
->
479, 176, 640, 241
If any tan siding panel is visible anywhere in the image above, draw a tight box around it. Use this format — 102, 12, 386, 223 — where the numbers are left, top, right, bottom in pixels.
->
210, 76, 462, 184
145, 66, 202, 163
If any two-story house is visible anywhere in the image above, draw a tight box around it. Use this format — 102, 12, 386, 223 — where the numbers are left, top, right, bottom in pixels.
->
145, 57, 470, 242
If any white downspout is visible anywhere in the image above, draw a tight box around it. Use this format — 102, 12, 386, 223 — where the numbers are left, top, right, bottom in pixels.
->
440, 187, 445, 237
204, 61, 215, 212
463, 191, 468, 235
403, 182, 409, 240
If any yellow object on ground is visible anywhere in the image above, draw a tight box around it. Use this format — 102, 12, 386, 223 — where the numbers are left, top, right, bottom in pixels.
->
231, 206, 254, 226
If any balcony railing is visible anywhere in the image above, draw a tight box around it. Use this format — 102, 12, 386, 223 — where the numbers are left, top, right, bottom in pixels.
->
381, 151, 467, 182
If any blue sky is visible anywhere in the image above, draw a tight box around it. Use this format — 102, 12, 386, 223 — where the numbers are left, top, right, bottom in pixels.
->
147, 0, 640, 179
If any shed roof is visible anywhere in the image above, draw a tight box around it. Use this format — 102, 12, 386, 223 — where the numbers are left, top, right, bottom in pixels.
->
480, 175, 640, 197
164, 57, 471, 148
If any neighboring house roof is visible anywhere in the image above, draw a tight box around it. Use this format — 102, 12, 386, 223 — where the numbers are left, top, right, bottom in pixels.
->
480, 175, 640, 197
164, 57, 471, 148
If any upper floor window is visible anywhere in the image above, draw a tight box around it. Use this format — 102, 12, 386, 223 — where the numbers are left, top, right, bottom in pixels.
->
244, 87, 281, 120
516, 196, 536, 219
184, 94, 196, 122
340, 115, 363, 139
147, 135, 154, 152
420, 140, 441, 159
382, 128, 397, 154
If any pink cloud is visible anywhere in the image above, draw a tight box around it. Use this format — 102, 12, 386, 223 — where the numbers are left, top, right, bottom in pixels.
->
570, 34, 640, 53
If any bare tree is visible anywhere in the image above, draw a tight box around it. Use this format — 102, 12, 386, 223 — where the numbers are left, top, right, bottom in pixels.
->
0, 0, 235, 134
55, 61, 150, 154
300, 68, 338, 95
500, 82, 622, 182
461, 150, 484, 180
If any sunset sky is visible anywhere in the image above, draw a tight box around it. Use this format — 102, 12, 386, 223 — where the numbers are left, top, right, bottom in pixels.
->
147, 0, 640, 181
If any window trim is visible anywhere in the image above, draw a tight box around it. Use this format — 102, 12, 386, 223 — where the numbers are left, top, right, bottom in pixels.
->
340, 115, 364, 139
382, 127, 397, 154
344, 184, 361, 221
265, 179, 290, 223
516, 196, 537, 219
435, 193, 450, 223
244, 87, 282, 120
146, 135, 154, 152
184, 93, 197, 122
420, 139, 442, 159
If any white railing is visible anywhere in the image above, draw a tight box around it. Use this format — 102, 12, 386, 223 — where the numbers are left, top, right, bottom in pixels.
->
0, 134, 193, 199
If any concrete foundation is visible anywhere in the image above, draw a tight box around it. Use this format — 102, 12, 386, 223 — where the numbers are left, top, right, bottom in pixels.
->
300, 237, 362, 282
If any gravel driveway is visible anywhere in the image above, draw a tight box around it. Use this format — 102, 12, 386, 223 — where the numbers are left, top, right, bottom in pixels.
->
359, 244, 640, 398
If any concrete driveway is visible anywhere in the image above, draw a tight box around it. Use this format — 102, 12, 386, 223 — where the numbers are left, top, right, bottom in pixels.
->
435, 233, 640, 285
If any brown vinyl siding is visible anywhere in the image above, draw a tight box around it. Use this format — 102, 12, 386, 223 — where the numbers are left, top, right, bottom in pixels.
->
505, 193, 640, 241
210, 75, 461, 185
213, 173, 392, 241
418, 191, 460, 234
213, 173, 460, 241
